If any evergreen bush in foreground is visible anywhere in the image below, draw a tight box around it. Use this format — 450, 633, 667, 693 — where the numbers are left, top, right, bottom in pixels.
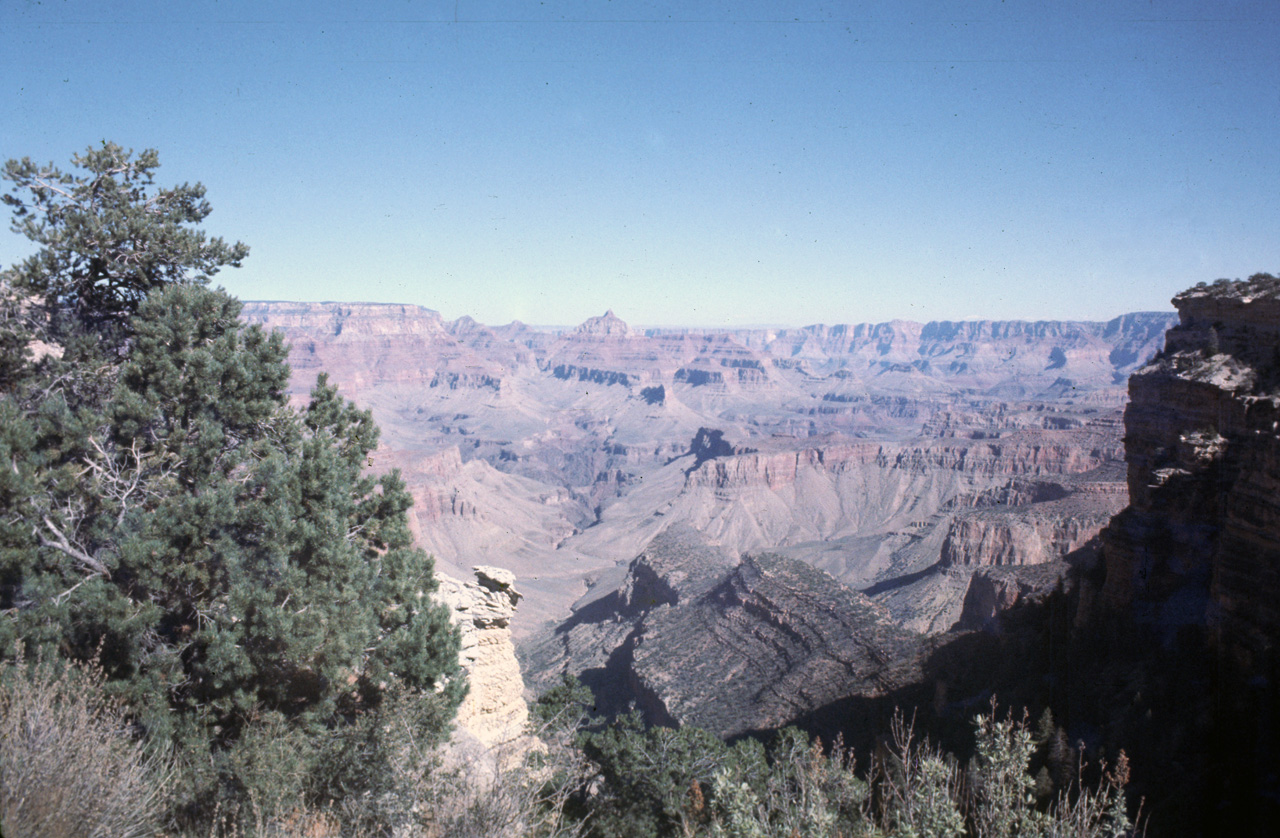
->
0, 143, 463, 832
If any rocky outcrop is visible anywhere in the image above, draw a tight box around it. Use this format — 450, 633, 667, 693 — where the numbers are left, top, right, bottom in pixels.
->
955, 561, 1073, 631
1101, 274, 1280, 665
929, 490, 1118, 633
940, 499, 1119, 568
526, 526, 922, 738
573, 309, 634, 338
436, 567, 530, 749
631, 552, 923, 735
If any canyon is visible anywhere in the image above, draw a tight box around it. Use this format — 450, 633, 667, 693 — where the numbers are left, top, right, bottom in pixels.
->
244, 287, 1280, 829
241, 301, 1173, 649
234, 299, 1188, 738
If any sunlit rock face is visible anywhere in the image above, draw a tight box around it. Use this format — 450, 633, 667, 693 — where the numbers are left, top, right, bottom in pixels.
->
239, 301, 1174, 640
940, 501, 1116, 569
1101, 275, 1280, 666
436, 566, 530, 750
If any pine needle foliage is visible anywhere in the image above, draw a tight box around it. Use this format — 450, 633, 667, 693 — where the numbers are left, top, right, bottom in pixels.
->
2, 142, 248, 347
0, 143, 464, 830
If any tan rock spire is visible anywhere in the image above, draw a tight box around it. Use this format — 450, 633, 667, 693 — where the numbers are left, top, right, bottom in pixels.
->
435, 566, 530, 750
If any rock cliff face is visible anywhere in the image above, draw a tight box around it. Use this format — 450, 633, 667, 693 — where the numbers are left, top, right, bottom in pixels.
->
525, 526, 922, 738
436, 566, 530, 750
940, 498, 1116, 568
1101, 275, 1280, 665
240, 301, 520, 395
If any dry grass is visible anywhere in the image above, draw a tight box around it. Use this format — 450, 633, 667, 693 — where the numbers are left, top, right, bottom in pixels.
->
0, 650, 170, 838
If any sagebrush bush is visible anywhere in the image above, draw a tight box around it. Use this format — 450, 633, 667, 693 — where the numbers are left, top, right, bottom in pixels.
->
0, 651, 170, 838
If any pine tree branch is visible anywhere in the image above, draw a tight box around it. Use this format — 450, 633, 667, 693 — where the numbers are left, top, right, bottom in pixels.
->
39, 516, 110, 578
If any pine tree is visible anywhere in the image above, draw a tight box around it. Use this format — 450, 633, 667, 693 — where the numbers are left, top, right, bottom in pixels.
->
0, 145, 463, 824
2, 142, 248, 349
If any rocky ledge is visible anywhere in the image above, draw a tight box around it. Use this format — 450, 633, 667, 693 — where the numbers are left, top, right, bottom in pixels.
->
436, 566, 531, 749
1101, 273, 1280, 667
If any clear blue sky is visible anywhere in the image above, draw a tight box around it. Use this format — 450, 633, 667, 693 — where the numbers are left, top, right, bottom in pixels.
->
3, 1, 1277, 327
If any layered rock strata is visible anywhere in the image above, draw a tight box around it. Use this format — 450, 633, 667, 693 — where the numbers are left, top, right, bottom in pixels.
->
1101, 274, 1280, 666
940, 498, 1117, 568
630, 552, 923, 735
526, 526, 922, 738
436, 566, 530, 749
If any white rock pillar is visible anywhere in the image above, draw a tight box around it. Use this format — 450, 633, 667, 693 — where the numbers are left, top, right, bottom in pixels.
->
435, 566, 530, 750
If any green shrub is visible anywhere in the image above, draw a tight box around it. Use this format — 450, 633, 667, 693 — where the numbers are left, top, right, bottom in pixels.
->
572, 702, 1138, 838
968, 701, 1138, 838
875, 711, 966, 838
705, 728, 869, 838
580, 712, 735, 838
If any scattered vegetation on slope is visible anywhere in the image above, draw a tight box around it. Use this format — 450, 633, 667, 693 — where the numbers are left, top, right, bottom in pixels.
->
571, 690, 1135, 838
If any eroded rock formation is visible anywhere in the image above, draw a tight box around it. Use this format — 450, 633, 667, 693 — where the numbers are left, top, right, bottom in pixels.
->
436, 566, 530, 750
526, 526, 922, 738
1101, 274, 1280, 666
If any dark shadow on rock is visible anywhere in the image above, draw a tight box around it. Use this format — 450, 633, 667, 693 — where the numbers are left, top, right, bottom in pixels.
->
861, 562, 944, 598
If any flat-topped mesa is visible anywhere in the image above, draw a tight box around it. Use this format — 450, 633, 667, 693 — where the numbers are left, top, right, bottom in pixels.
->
573, 309, 633, 338
239, 300, 512, 395
240, 301, 449, 339
1101, 274, 1280, 667
435, 566, 529, 750
747, 312, 1176, 388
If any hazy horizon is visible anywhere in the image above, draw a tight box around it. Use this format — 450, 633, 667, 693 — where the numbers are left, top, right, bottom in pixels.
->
4, 1, 1276, 328
242, 297, 1179, 333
